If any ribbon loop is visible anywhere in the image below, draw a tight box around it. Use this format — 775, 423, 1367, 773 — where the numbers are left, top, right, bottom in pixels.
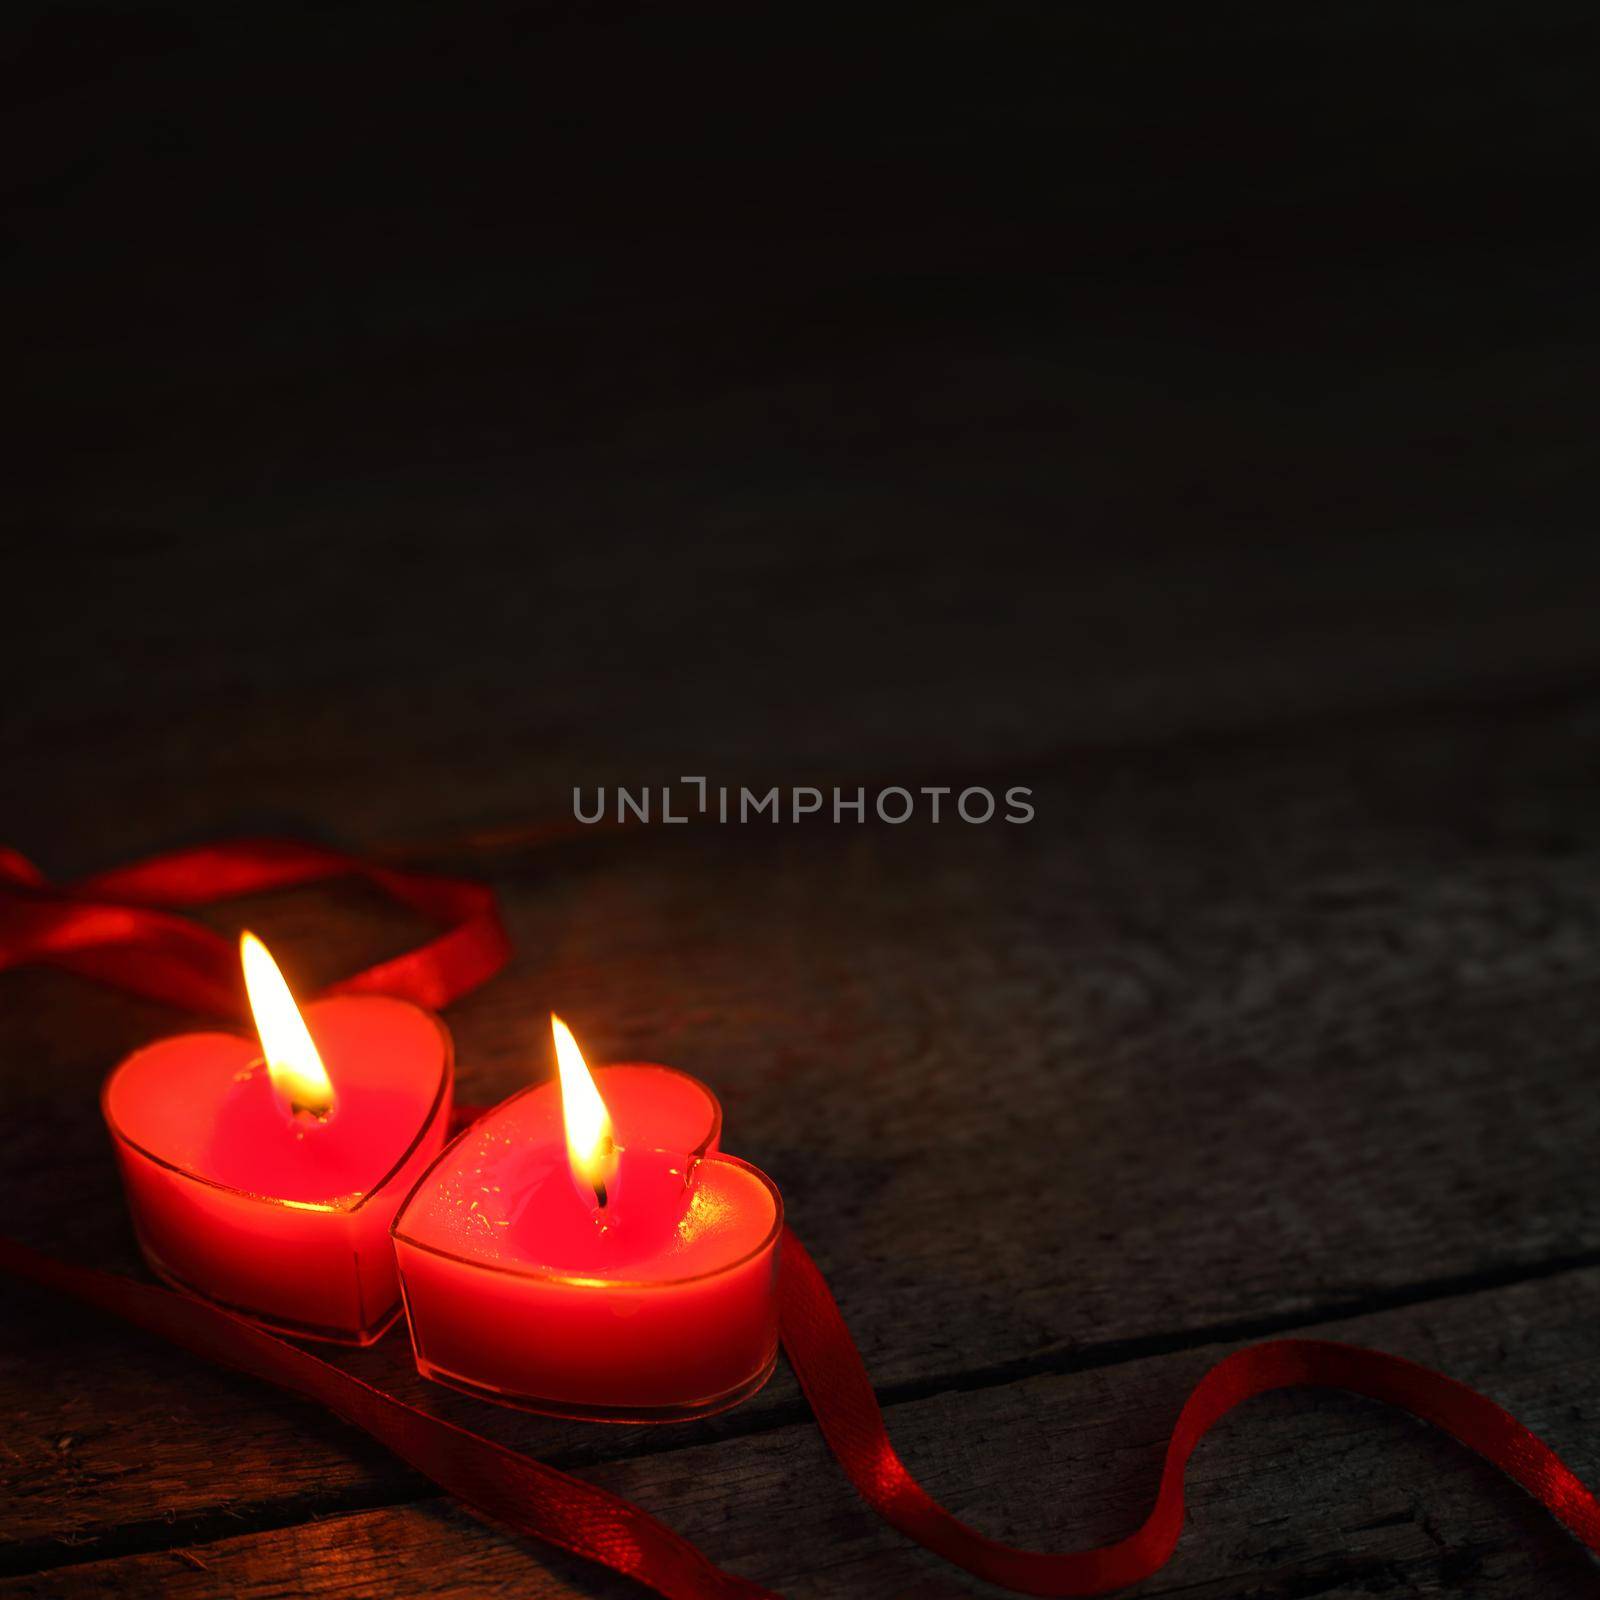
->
0, 839, 510, 1017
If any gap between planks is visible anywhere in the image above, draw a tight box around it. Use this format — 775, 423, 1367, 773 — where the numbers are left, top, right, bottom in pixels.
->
6, 1244, 1600, 1581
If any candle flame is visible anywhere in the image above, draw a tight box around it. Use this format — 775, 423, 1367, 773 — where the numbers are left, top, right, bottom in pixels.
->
551, 1014, 616, 1207
240, 932, 335, 1117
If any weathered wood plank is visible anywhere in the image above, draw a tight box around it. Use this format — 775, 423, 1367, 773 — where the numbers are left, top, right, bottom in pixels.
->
4, 692, 1600, 1553
6, 1269, 1598, 1595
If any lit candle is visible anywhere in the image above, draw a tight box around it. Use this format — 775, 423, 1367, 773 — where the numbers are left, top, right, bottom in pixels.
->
102, 933, 453, 1344
393, 1017, 781, 1421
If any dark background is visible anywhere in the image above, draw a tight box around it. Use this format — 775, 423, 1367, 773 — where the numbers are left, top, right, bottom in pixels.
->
8, 6, 1600, 1598
8, 1, 1599, 861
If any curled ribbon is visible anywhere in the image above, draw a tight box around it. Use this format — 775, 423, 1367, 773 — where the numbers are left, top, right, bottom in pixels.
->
2, 840, 1598, 1597
780, 1231, 1600, 1594
0, 840, 511, 1015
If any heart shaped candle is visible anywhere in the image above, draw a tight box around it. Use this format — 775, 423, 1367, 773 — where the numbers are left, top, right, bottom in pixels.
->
393, 1018, 781, 1422
102, 934, 453, 1344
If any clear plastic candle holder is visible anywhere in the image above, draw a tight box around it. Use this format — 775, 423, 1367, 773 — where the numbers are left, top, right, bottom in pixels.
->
103, 995, 454, 1345
394, 1072, 781, 1422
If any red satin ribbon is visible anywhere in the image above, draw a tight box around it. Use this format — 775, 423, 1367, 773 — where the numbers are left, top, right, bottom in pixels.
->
0, 840, 511, 1015
0, 1233, 774, 1600
3, 840, 1598, 1597
779, 1231, 1600, 1595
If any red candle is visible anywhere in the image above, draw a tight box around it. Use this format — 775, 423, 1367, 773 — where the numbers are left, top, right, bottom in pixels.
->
103, 933, 453, 1344
393, 1019, 781, 1421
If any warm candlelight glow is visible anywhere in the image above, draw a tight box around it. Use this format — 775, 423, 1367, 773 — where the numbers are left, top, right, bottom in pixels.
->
551, 1015, 617, 1207
240, 931, 335, 1117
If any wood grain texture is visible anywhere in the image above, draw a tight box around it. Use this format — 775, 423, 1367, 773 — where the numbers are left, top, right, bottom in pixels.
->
7, 1269, 1599, 1596
4, 689, 1600, 1567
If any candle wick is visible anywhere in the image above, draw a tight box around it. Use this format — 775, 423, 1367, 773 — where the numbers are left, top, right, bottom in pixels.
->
592, 1180, 609, 1210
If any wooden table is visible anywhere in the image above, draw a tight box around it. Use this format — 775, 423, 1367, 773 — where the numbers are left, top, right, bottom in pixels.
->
7, 6, 1600, 1594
